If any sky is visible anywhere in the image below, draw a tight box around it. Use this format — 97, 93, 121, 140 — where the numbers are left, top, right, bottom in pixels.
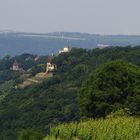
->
0, 0, 140, 35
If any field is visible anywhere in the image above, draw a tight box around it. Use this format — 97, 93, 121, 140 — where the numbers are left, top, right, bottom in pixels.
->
44, 117, 140, 140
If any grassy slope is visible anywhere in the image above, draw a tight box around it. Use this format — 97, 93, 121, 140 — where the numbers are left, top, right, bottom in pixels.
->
44, 117, 140, 140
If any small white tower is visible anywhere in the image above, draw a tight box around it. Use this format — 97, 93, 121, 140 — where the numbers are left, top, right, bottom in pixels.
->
59, 46, 70, 54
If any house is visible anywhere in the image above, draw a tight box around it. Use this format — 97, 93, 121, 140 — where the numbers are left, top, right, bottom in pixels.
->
12, 60, 24, 71
12, 60, 20, 71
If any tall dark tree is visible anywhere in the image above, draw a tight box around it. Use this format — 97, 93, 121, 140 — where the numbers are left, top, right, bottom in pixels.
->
79, 60, 140, 118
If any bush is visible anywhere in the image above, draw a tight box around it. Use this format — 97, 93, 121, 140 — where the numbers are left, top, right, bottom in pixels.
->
106, 108, 131, 119
17, 129, 44, 140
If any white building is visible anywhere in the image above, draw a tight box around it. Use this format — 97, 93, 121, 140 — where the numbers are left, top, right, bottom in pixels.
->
46, 62, 57, 73
59, 46, 70, 54
97, 44, 110, 49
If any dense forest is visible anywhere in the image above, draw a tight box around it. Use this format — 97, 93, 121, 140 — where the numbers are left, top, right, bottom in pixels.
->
0, 46, 140, 140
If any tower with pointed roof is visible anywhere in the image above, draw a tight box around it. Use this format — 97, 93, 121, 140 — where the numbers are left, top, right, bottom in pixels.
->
12, 60, 20, 71
46, 56, 57, 73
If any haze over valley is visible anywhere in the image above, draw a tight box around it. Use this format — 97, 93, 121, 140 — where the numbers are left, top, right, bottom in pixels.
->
1, 31, 140, 57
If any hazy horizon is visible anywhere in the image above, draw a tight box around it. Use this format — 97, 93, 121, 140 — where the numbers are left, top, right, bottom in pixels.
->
0, 0, 140, 35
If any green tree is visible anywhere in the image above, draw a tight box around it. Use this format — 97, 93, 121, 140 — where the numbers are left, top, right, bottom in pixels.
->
79, 60, 140, 118
17, 129, 44, 140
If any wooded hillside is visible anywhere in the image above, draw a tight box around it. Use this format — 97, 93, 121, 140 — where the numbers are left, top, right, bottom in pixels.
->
0, 46, 140, 140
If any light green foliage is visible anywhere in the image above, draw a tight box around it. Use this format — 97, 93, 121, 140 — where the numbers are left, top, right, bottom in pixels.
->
18, 129, 44, 140
46, 117, 140, 140
43, 136, 61, 140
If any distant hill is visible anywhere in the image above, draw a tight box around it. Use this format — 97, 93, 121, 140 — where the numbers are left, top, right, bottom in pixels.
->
0, 32, 140, 57
1, 32, 140, 57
